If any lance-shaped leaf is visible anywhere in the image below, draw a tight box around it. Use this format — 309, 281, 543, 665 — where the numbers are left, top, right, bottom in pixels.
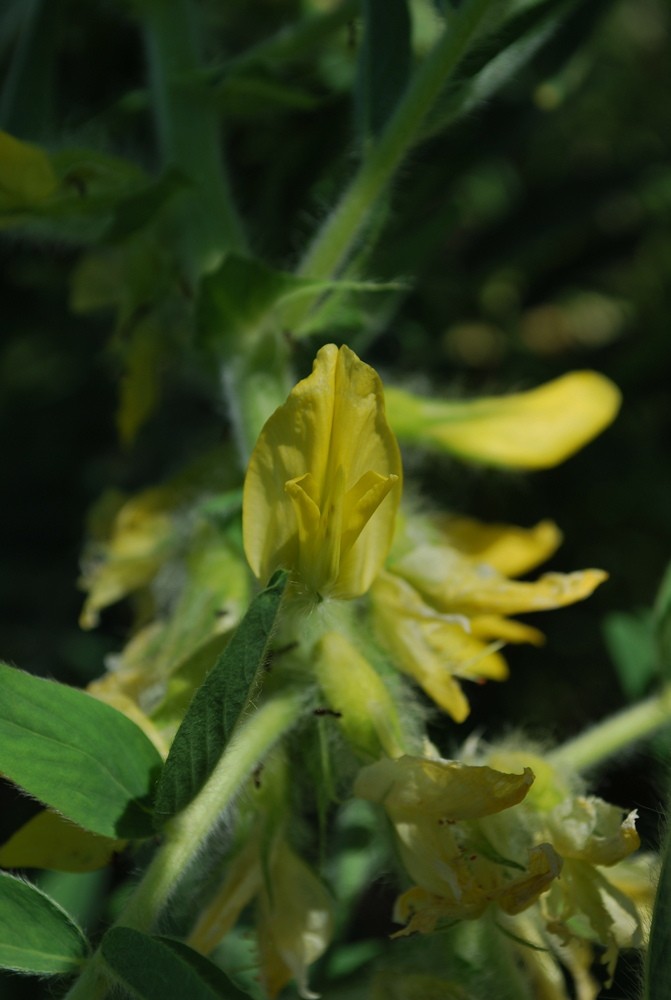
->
101, 928, 249, 1000
154, 570, 289, 825
0, 872, 89, 974
0, 663, 163, 839
355, 0, 411, 137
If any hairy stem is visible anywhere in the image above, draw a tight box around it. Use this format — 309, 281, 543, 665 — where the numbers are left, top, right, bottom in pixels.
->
141, 0, 246, 275
63, 691, 304, 1000
295, 0, 494, 289
548, 685, 671, 772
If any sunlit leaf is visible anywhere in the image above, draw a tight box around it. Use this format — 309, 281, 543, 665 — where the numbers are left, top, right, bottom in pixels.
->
0, 662, 163, 838
0, 872, 88, 974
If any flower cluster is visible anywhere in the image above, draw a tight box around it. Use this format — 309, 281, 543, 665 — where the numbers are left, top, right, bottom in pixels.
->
68, 342, 651, 1000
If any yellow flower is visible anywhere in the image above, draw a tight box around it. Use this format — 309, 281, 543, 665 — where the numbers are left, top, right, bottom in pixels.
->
353, 754, 562, 935
188, 830, 332, 999
0, 130, 58, 211
474, 744, 646, 997
243, 344, 402, 600
384, 370, 621, 469
372, 515, 606, 721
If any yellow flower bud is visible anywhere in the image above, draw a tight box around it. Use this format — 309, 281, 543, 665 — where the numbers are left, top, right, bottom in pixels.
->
313, 632, 405, 759
243, 344, 402, 600
384, 371, 621, 469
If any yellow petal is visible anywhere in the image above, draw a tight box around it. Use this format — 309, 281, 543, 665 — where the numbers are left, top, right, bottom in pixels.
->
549, 797, 640, 867
393, 544, 607, 616
353, 755, 534, 822
497, 843, 563, 915
258, 840, 333, 1000
435, 516, 563, 577
188, 834, 263, 955
371, 573, 472, 722
469, 614, 545, 646
426, 622, 509, 681
243, 344, 402, 599
371, 571, 508, 721
385, 371, 621, 469
392, 886, 487, 936
485, 749, 570, 812
0, 810, 125, 873
313, 632, 405, 759
0, 130, 58, 208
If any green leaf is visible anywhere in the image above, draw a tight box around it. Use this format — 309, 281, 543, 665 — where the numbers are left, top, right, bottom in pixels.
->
0, 871, 88, 974
103, 167, 191, 243
101, 928, 248, 1000
154, 569, 289, 824
0, 662, 163, 839
654, 559, 671, 676
645, 802, 671, 998
198, 252, 401, 349
356, 0, 411, 137
421, 0, 578, 140
602, 610, 659, 700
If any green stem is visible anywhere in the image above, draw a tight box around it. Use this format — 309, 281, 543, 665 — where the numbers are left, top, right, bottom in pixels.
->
0, 0, 63, 140
223, 331, 293, 466
141, 0, 247, 274
548, 685, 671, 772
295, 0, 494, 288
63, 691, 304, 1000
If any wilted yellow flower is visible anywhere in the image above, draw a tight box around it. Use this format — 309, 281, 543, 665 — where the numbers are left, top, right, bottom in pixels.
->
474, 743, 647, 997
353, 754, 562, 935
189, 830, 332, 999
384, 370, 621, 469
313, 631, 406, 760
243, 344, 402, 600
372, 515, 607, 721
79, 445, 238, 628
0, 130, 58, 211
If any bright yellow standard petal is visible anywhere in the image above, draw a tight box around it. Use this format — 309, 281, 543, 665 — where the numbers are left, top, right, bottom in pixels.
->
243, 344, 402, 599
434, 516, 563, 577
385, 371, 621, 469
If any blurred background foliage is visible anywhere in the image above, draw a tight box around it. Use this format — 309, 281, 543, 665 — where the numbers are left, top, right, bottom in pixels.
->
1, 0, 671, 995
